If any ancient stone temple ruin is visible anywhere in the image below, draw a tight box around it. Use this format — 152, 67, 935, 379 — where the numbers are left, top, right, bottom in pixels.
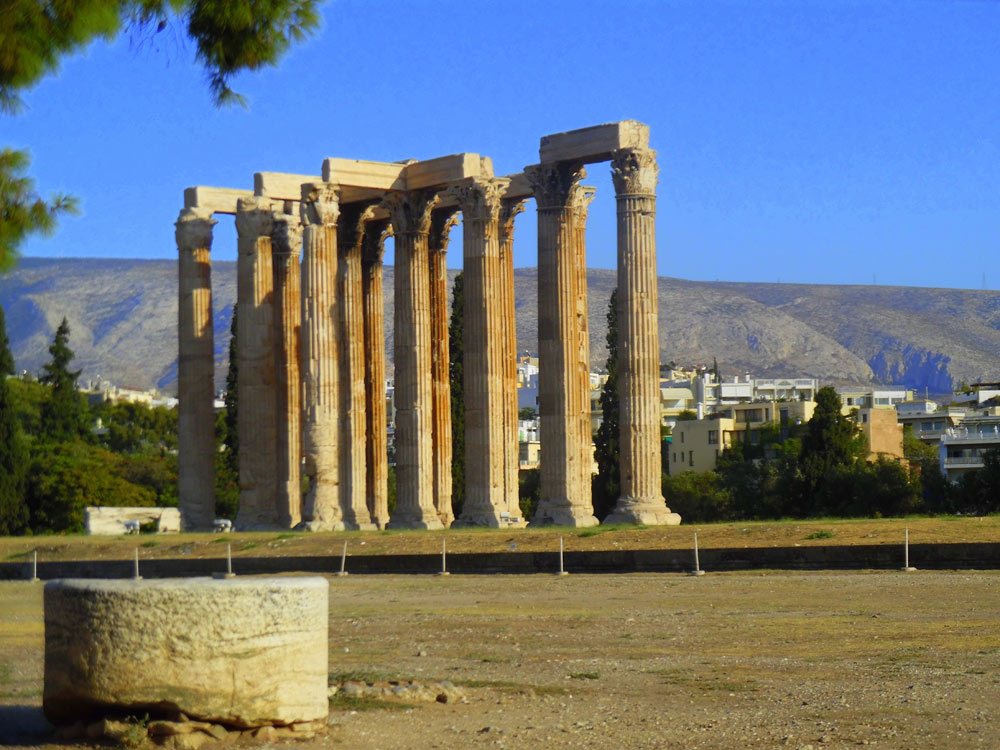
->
175, 121, 681, 531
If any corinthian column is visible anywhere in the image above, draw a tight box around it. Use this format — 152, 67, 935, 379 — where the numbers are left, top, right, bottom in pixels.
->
428, 207, 460, 527
571, 186, 597, 508
234, 197, 279, 530
525, 163, 598, 527
337, 203, 377, 530
298, 183, 345, 530
605, 148, 680, 526
449, 177, 516, 527
499, 198, 527, 523
384, 190, 444, 530
176, 207, 217, 531
271, 210, 303, 528
362, 221, 391, 528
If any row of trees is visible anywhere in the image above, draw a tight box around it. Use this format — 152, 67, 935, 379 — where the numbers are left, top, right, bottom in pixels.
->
0, 310, 179, 535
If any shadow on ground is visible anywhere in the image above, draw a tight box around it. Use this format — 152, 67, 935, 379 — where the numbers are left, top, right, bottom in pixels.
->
0, 705, 53, 745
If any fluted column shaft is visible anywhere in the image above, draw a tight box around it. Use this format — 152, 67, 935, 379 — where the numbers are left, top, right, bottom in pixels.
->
362, 221, 390, 528
572, 187, 596, 506
298, 183, 345, 530
272, 211, 303, 528
234, 197, 279, 530
450, 178, 513, 527
499, 199, 526, 521
385, 190, 444, 529
176, 207, 217, 531
428, 208, 459, 527
605, 148, 680, 526
526, 163, 598, 527
337, 205, 377, 530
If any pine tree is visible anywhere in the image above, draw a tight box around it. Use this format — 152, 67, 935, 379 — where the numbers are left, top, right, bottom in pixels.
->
449, 271, 465, 518
38, 317, 86, 441
592, 289, 620, 520
0, 304, 28, 533
1, 0, 320, 268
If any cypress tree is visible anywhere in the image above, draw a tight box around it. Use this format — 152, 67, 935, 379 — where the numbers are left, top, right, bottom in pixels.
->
0, 304, 28, 533
38, 317, 86, 441
449, 271, 465, 518
224, 305, 239, 477
592, 289, 620, 520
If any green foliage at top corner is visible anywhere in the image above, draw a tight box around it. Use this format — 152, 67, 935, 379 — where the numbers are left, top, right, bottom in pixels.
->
0, 0, 322, 113
0, 148, 78, 270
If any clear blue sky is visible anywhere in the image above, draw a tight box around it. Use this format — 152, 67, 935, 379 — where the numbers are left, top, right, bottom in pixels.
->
6, 0, 999, 289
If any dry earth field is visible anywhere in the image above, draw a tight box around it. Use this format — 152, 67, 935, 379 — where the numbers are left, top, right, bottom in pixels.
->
2, 565, 999, 749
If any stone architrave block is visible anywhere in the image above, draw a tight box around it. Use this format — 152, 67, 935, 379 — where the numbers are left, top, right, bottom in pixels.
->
539, 120, 650, 164
43, 577, 329, 728
183, 187, 253, 215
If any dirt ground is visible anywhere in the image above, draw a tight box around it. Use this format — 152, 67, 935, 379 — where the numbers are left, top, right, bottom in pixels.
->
2, 570, 999, 749
2, 516, 998, 566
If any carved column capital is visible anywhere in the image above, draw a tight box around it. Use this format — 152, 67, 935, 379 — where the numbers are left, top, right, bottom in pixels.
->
271, 211, 303, 257
446, 177, 509, 225
499, 198, 527, 238
362, 219, 391, 266
570, 185, 597, 223
300, 182, 341, 227
428, 207, 461, 256
339, 201, 380, 255
175, 207, 217, 251
525, 162, 586, 209
382, 189, 439, 236
611, 148, 658, 196
235, 196, 274, 239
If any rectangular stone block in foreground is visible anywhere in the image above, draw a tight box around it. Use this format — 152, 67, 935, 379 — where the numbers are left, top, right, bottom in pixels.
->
43, 577, 329, 728
539, 120, 649, 164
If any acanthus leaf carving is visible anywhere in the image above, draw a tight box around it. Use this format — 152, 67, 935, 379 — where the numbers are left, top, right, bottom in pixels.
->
382, 189, 439, 236
429, 206, 461, 256
611, 148, 658, 196
271, 211, 303, 258
235, 196, 274, 239
525, 162, 586, 209
446, 177, 507, 225
300, 182, 341, 227
175, 207, 217, 252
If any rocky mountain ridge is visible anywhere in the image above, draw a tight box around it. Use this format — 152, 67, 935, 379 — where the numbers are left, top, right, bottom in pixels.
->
2, 257, 998, 396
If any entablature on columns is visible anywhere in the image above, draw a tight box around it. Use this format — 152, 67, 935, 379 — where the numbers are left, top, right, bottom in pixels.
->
539, 120, 649, 165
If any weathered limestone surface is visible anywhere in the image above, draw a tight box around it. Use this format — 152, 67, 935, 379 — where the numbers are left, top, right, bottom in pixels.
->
361, 221, 391, 528
234, 198, 280, 530
604, 148, 680, 526
428, 208, 459, 527
84, 507, 181, 535
271, 211, 304, 528
336, 204, 377, 530
451, 178, 518, 527
298, 183, 344, 530
43, 577, 329, 727
384, 190, 444, 530
526, 163, 598, 527
183, 186, 253, 215
572, 186, 597, 507
499, 198, 527, 522
539, 120, 650, 165
175, 207, 217, 532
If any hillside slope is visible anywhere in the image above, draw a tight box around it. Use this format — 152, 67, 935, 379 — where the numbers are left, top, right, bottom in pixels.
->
2, 258, 997, 395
